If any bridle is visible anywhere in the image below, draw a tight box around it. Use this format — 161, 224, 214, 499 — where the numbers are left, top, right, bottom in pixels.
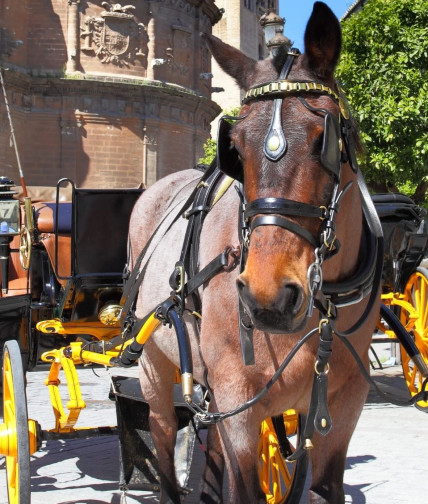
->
217, 50, 368, 365
239, 52, 354, 254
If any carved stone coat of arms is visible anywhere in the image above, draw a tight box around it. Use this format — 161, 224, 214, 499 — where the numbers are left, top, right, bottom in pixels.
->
81, 2, 148, 66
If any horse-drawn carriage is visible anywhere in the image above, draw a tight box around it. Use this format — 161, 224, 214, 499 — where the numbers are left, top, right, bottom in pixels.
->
1, 171, 427, 504
1, 3, 427, 504
373, 193, 427, 410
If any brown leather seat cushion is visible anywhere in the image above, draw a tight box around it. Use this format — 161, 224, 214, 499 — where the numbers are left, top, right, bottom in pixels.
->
33, 202, 72, 234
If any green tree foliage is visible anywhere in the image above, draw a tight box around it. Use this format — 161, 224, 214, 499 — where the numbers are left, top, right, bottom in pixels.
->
336, 0, 428, 204
198, 137, 217, 166
199, 107, 241, 166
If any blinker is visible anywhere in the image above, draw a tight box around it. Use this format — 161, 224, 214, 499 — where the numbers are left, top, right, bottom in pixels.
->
217, 118, 243, 183
321, 113, 341, 179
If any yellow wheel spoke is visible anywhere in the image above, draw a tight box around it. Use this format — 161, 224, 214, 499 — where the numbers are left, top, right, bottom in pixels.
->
258, 412, 307, 503
400, 269, 428, 410
2, 340, 32, 503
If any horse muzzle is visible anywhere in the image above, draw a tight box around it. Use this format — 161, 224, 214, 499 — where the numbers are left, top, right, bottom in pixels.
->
236, 276, 308, 333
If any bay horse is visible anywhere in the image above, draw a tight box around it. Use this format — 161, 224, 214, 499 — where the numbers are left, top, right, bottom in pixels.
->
127, 3, 381, 503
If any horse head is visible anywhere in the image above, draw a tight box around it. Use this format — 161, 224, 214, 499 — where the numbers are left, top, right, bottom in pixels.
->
204, 2, 359, 334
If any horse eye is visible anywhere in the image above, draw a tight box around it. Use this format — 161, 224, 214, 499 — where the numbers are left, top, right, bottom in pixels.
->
312, 133, 324, 157
233, 143, 244, 161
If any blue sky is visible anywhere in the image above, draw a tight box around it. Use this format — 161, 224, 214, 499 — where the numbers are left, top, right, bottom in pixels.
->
278, 0, 355, 51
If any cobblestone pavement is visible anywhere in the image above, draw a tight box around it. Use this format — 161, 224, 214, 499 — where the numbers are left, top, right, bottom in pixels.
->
1, 348, 426, 503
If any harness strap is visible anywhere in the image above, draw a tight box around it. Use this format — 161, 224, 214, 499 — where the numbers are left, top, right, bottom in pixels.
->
330, 169, 384, 330
183, 205, 211, 218
264, 49, 300, 161
239, 299, 255, 366
119, 161, 219, 321
183, 248, 231, 297
245, 197, 325, 219
179, 168, 223, 276
335, 323, 428, 408
251, 215, 319, 248
236, 195, 256, 366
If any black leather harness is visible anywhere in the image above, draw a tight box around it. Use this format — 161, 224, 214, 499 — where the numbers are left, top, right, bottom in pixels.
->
113, 51, 427, 451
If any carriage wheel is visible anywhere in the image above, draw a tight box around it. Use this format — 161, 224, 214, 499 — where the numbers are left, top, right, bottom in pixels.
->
19, 226, 31, 270
1, 340, 33, 504
259, 411, 308, 503
399, 267, 428, 411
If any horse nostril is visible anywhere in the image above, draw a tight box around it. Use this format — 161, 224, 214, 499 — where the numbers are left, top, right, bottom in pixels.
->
280, 283, 305, 316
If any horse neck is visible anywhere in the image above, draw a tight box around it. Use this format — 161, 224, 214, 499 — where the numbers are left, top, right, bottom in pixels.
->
323, 167, 363, 283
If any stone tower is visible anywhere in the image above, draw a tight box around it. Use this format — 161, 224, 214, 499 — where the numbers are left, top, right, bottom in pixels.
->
211, 0, 278, 125
0, 0, 221, 189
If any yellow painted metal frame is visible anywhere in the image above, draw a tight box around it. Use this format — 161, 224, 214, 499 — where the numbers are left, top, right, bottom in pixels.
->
378, 292, 418, 338
259, 410, 299, 504
43, 350, 86, 431
379, 270, 428, 408
380, 289, 427, 346
39, 312, 160, 433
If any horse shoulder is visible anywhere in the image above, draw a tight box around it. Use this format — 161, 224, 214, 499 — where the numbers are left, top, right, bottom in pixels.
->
129, 169, 201, 264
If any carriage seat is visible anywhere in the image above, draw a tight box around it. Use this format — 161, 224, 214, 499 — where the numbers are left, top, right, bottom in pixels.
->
371, 193, 422, 220
33, 202, 72, 285
33, 202, 72, 234
372, 193, 427, 291
15, 185, 72, 203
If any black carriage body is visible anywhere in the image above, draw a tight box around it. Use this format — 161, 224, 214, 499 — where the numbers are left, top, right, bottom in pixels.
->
0, 295, 32, 370
373, 193, 427, 292
0, 180, 143, 371
56, 185, 143, 322
111, 377, 204, 493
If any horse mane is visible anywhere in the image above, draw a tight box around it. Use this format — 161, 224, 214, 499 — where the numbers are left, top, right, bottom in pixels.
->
350, 115, 364, 156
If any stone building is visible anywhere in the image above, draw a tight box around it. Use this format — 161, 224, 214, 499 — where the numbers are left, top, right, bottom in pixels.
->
211, 0, 278, 122
0, 0, 221, 189
342, 0, 368, 19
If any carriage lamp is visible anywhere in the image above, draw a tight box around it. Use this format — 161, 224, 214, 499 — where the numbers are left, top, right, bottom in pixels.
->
260, 11, 292, 55
0, 177, 20, 294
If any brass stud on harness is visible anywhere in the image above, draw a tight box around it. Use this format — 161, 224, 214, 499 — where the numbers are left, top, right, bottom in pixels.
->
304, 438, 314, 450
267, 135, 281, 152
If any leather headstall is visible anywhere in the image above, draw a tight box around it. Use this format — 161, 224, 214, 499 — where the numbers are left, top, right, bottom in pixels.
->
217, 50, 384, 367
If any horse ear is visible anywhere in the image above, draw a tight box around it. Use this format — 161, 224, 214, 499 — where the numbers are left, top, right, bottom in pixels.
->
303, 2, 342, 79
201, 33, 257, 90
